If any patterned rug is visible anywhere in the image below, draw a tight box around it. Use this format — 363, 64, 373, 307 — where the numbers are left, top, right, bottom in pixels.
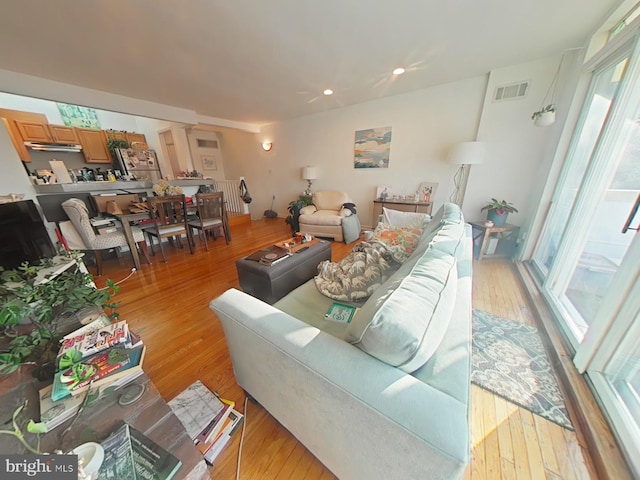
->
471, 309, 573, 430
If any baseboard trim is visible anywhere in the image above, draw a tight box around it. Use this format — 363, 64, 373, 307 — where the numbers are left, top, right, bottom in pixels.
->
514, 261, 632, 480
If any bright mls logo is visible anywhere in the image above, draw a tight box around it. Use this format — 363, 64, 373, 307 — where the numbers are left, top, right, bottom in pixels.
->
1, 455, 76, 479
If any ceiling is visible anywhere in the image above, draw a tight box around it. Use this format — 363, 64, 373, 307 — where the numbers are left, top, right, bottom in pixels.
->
0, 1, 620, 126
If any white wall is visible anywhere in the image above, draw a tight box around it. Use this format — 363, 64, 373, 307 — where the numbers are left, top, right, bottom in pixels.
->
469, 53, 583, 251
242, 76, 488, 226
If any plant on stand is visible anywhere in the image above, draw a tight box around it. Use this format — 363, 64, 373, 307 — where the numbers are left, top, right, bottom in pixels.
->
480, 198, 518, 227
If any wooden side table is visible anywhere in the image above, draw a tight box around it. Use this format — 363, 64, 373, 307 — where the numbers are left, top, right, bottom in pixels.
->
372, 199, 432, 226
469, 221, 520, 261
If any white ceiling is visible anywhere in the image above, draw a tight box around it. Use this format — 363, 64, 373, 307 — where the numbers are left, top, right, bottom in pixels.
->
0, 1, 620, 126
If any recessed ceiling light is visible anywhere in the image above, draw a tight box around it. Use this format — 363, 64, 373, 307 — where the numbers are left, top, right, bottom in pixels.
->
392, 67, 405, 75
323, 89, 334, 96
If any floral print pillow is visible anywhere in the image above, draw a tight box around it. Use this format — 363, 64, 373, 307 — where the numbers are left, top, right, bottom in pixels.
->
372, 224, 422, 263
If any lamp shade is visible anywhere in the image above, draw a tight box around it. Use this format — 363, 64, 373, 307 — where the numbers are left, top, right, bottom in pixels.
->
302, 166, 317, 180
449, 141, 486, 165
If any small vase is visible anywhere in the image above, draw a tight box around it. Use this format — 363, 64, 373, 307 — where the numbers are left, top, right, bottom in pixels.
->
487, 210, 508, 226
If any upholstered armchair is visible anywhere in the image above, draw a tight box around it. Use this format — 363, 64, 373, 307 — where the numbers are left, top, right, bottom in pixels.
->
61, 198, 150, 275
298, 190, 361, 243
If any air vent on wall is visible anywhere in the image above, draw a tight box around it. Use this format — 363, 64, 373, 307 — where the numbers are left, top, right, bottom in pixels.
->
493, 80, 530, 102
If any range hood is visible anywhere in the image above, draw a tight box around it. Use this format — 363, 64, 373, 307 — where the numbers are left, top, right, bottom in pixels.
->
24, 141, 82, 153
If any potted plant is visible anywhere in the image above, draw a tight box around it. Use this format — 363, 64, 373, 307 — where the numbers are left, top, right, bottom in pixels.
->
285, 197, 314, 234
531, 104, 556, 127
480, 198, 518, 227
0, 255, 119, 376
106, 138, 129, 162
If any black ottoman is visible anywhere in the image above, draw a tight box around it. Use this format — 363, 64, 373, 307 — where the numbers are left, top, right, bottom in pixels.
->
236, 240, 331, 304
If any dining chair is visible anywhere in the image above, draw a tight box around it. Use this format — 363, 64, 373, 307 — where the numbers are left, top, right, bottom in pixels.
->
61, 198, 151, 276
188, 191, 231, 251
143, 195, 194, 262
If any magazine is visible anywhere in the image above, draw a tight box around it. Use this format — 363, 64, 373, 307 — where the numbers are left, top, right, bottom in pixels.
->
325, 302, 358, 324
58, 319, 130, 360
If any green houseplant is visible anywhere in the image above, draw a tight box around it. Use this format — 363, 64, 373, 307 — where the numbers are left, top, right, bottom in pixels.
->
0, 255, 119, 375
285, 197, 314, 234
480, 198, 518, 227
106, 138, 129, 162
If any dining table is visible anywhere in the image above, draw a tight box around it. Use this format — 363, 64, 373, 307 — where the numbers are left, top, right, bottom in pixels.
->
111, 211, 152, 270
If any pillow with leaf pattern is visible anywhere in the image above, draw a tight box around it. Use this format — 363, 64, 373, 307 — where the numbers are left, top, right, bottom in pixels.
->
372, 223, 422, 263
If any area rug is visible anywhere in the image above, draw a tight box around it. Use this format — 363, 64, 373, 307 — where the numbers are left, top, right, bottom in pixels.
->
471, 309, 573, 430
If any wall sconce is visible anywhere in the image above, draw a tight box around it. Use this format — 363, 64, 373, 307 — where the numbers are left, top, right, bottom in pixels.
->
262, 142, 273, 152
449, 141, 486, 206
301, 166, 317, 195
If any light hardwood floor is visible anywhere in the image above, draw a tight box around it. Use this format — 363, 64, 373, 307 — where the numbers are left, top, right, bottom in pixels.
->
93, 219, 595, 479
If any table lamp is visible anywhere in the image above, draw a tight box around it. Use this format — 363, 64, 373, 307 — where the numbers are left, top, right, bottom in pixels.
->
449, 141, 486, 206
302, 166, 317, 195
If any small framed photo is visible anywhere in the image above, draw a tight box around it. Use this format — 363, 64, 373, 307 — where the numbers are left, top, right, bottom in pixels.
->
202, 155, 217, 171
417, 182, 438, 203
376, 185, 392, 200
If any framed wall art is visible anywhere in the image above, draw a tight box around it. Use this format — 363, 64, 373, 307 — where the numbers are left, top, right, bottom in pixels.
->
202, 155, 217, 171
417, 182, 438, 203
56, 103, 101, 129
354, 126, 392, 168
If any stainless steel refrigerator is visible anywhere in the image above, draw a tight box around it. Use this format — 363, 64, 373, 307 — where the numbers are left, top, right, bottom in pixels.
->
114, 148, 162, 182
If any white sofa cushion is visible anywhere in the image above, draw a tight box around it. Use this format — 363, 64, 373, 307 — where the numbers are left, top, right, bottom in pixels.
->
347, 246, 458, 372
313, 190, 350, 210
382, 207, 431, 228
300, 210, 344, 226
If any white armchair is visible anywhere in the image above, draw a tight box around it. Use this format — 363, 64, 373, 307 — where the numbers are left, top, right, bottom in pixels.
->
298, 191, 360, 243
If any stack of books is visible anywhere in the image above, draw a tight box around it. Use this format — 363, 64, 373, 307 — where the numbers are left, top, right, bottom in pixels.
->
168, 380, 243, 465
245, 246, 290, 266
39, 315, 146, 430
97, 421, 182, 480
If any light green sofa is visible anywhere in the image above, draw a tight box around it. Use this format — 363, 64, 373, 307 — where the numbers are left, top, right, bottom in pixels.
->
210, 203, 472, 479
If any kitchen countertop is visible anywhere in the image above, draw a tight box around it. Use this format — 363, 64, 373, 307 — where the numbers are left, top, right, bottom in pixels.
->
33, 178, 216, 193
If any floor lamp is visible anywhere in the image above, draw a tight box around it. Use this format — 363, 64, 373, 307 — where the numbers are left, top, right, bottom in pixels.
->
449, 141, 486, 206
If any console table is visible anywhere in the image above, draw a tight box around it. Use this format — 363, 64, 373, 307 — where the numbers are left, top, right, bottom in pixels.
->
0, 369, 208, 479
372, 199, 433, 226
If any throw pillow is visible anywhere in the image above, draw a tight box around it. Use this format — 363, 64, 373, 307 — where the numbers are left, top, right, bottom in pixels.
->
382, 207, 431, 229
372, 223, 422, 263
346, 248, 458, 373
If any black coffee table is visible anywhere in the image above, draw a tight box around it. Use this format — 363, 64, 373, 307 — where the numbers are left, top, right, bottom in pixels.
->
236, 239, 331, 304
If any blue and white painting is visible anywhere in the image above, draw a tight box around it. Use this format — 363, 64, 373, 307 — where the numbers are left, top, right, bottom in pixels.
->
354, 126, 392, 168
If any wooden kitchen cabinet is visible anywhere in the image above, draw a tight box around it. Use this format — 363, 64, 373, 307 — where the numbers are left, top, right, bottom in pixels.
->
49, 124, 79, 144
125, 132, 148, 150
16, 120, 53, 143
105, 129, 128, 143
0, 109, 49, 162
76, 128, 111, 163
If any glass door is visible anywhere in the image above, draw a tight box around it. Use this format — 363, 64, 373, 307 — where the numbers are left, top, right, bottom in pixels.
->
531, 54, 630, 281
530, 28, 640, 475
556, 103, 640, 342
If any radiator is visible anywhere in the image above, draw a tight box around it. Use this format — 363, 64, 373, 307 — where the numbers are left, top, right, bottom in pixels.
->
216, 179, 249, 214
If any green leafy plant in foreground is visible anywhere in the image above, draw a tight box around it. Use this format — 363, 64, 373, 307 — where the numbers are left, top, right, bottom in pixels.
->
0, 255, 120, 374
0, 401, 47, 454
